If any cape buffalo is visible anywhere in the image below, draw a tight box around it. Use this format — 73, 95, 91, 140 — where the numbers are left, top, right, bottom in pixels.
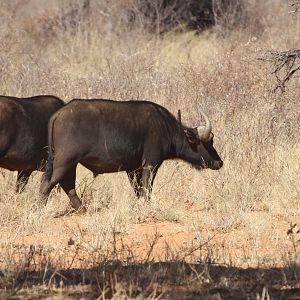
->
39, 99, 223, 211
0, 95, 65, 192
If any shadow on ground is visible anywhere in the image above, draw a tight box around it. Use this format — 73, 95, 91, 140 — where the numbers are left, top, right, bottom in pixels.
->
1, 260, 299, 299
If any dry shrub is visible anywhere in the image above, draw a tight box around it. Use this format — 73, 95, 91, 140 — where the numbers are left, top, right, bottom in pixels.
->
0, 0, 299, 273
213, 0, 245, 29
127, 0, 215, 34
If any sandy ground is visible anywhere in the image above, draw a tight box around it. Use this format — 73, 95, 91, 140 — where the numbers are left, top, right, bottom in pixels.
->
1, 211, 298, 270
0, 209, 299, 299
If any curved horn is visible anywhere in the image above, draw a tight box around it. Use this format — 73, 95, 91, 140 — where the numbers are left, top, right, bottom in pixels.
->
177, 109, 181, 124
197, 110, 212, 142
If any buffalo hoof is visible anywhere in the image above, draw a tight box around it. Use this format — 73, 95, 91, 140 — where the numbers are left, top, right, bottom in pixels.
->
53, 206, 87, 218
76, 206, 87, 215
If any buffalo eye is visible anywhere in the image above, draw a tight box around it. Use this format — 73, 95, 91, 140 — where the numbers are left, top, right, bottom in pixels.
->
184, 129, 198, 144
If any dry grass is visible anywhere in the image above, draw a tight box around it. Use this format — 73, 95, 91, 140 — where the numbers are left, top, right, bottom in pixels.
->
0, 0, 300, 298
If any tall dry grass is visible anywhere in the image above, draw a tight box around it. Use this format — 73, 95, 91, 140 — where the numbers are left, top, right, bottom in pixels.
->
0, 0, 299, 267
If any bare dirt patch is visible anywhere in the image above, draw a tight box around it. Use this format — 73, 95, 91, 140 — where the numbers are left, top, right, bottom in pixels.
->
0, 212, 298, 267
0, 213, 299, 299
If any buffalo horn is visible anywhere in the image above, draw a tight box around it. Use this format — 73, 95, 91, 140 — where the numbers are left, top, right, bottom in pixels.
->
177, 109, 182, 124
197, 110, 212, 142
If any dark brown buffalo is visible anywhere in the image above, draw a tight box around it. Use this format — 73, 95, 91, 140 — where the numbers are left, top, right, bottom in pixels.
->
40, 99, 223, 210
0, 95, 65, 192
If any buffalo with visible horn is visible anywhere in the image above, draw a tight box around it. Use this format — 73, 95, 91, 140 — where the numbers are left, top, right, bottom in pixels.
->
40, 99, 223, 211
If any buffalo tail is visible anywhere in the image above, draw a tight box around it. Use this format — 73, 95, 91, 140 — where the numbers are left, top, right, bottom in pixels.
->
44, 154, 53, 181
44, 114, 56, 180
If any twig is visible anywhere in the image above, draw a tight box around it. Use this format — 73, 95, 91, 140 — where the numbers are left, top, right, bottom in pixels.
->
258, 49, 300, 92
289, 0, 300, 13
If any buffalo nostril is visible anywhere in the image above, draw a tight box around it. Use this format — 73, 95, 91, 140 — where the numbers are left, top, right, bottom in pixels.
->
213, 160, 223, 170
217, 160, 223, 169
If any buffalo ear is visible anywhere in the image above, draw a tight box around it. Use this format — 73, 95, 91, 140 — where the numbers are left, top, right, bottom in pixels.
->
184, 128, 198, 144
177, 109, 181, 124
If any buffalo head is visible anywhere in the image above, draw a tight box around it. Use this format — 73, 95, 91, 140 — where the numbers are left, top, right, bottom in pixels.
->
180, 110, 223, 170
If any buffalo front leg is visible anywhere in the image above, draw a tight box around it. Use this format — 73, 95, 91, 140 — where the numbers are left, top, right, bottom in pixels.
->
127, 169, 142, 197
140, 164, 160, 201
16, 170, 32, 193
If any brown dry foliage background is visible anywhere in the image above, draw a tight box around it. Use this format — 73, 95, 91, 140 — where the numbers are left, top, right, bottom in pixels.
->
0, 0, 300, 298
0, 0, 299, 275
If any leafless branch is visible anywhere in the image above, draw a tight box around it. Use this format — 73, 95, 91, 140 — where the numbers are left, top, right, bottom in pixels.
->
258, 49, 300, 92
289, 0, 300, 13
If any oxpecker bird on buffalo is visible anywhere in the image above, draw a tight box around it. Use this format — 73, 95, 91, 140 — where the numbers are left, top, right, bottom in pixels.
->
39, 99, 223, 212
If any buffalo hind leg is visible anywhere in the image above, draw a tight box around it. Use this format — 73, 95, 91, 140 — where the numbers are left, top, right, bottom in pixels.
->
39, 173, 52, 204
59, 166, 84, 211
16, 170, 32, 193
40, 164, 75, 205
127, 169, 142, 197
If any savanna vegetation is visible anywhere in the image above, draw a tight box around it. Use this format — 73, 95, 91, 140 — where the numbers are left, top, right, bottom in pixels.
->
0, 0, 299, 299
